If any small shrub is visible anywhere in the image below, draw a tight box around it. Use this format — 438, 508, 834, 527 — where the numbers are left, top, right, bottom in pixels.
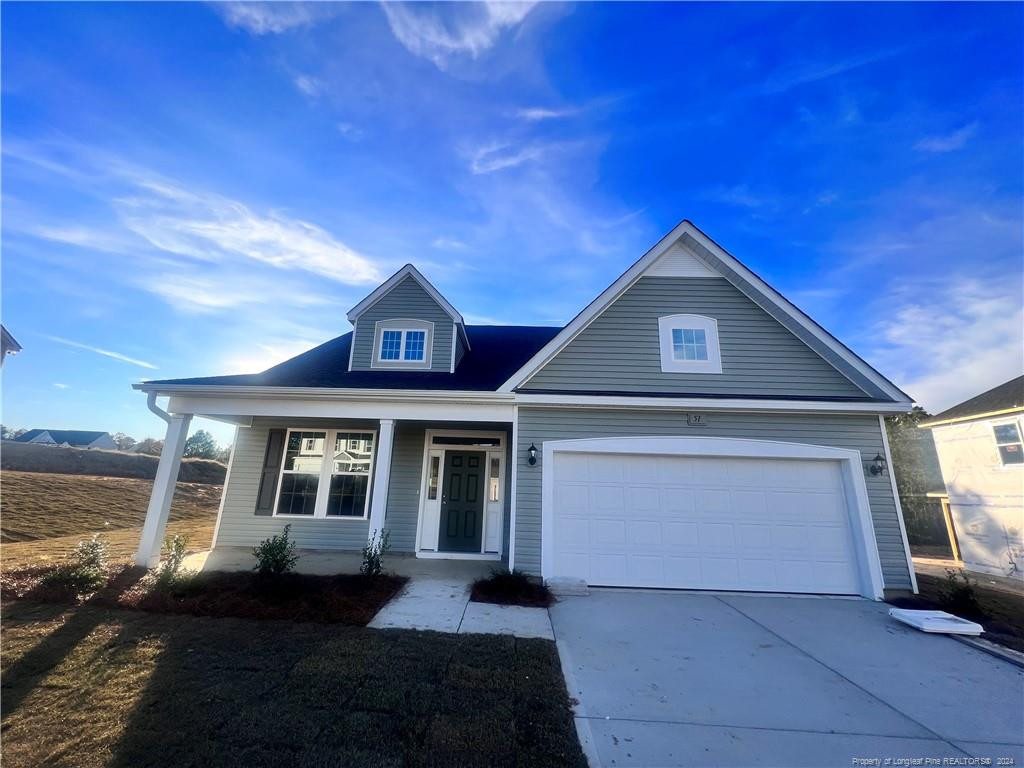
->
253, 524, 298, 576
42, 533, 109, 594
940, 568, 981, 616
360, 529, 391, 577
471, 568, 553, 607
155, 534, 192, 589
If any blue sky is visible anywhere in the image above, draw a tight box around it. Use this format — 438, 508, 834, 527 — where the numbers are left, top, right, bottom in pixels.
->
3, 1, 1022, 447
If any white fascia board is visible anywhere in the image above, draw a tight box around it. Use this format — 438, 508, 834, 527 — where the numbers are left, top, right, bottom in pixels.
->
513, 392, 913, 414
498, 220, 911, 404
135, 382, 511, 403
346, 264, 470, 351
165, 393, 514, 423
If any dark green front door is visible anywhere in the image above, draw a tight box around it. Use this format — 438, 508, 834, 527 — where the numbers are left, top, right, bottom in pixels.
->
439, 451, 485, 553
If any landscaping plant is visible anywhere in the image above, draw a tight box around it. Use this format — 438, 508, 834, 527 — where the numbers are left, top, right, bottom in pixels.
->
939, 568, 981, 616
155, 534, 192, 589
252, 524, 298, 576
471, 567, 554, 607
360, 528, 390, 576
41, 533, 109, 594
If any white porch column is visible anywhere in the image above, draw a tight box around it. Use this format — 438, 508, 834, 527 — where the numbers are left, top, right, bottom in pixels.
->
367, 419, 395, 543
135, 413, 192, 567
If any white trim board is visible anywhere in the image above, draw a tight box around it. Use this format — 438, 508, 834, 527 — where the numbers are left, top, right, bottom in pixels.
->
539, 435, 887, 600
498, 220, 911, 404
879, 414, 919, 593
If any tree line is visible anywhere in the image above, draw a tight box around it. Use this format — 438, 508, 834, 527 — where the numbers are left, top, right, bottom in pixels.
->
1, 426, 231, 464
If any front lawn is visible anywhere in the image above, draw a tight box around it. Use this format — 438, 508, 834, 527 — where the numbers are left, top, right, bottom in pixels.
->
1, 601, 586, 768
889, 572, 1024, 652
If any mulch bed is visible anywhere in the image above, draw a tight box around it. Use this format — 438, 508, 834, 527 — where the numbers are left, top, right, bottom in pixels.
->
1, 564, 407, 626
471, 570, 554, 608
888, 572, 1024, 653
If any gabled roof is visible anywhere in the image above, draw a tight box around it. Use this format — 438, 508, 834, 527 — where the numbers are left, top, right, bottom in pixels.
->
920, 375, 1024, 427
498, 220, 912, 403
14, 429, 110, 445
137, 326, 561, 392
2, 325, 22, 354
348, 264, 463, 325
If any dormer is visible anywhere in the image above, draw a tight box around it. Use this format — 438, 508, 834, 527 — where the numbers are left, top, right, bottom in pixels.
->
346, 264, 470, 373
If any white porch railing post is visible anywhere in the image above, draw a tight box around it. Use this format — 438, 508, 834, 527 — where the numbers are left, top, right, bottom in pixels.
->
367, 419, 395, 543
135, 413, 192, 568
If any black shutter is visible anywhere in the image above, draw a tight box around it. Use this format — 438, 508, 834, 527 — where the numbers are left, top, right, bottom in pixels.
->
255, 429, 286, 515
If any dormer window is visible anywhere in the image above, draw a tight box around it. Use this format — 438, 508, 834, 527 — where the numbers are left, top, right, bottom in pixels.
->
658, 314, 722, 373
372, 319, 433, 369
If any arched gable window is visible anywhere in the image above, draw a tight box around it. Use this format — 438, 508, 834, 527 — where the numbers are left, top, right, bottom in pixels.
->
657, 314, 722, 374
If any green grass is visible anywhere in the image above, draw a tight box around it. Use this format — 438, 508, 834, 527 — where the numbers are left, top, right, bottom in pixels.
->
1, 601, 586, 768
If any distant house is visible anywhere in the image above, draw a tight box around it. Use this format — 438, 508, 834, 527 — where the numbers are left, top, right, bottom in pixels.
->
13, 429, 118, 450
921, 375, 1024, 581
1, 325, 22, 366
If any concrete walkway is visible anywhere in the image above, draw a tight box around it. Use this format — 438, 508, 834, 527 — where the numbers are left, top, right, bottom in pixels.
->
369, 573, 554, 639
552, 590, 1024, 767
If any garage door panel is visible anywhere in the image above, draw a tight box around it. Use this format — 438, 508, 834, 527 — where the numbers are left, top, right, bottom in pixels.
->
550, 452, 862, 595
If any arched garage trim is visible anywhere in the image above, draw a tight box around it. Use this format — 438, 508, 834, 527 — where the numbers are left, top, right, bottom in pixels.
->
540, 436, 885, 600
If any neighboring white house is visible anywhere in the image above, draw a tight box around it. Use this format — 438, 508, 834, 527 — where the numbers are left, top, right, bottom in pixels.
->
921, 375, 1024, 581
12, 429, 118, 450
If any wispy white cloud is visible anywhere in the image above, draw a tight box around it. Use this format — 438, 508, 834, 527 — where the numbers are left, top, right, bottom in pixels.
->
45, 335, 158, 370
432, 236, 467, 251
20, 225, 133, 254
220, 339, 323, 375
336, 122, 364, 141
381, 1, 535, 70
214, 2, 339, 35
869, 277, 1023, 412
702, 184, 779, 211
515, 106, 577, 122
293, 74, 322, 97
115, 178, 381, 285
140, 273, 335, 314
469, 141, 546, 174
52, 383, 70, 389
915, 122, 978, 153
761, 46, 905, 95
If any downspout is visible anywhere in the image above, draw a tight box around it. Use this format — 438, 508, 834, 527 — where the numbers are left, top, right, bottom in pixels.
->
147, 392, 172, 424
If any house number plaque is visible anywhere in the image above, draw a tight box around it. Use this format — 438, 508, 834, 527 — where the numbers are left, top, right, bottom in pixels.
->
687, 413, 707, 427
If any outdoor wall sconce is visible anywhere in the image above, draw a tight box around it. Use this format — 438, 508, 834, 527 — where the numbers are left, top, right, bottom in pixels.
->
868, 453, 886, 476
527, 443, 538, 466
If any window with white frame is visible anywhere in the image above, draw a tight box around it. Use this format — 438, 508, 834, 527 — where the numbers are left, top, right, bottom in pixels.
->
373, 320, 433, 367
658, 314, 722, 373
993, 422, 1023, 466
275, 429, 375, 518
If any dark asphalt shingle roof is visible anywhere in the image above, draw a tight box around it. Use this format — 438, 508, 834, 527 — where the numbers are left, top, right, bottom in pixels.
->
923, 375, 1024, 425
14, 429, 110, 445
144, 325, 563, 391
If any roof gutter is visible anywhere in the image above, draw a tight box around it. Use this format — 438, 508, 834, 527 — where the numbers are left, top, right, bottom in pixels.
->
133, 382, 514, 404
919, 406, 1024, 429
146, 392, 172, 424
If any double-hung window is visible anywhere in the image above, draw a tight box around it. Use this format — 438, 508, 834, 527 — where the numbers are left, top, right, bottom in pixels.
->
274, 429, 376, 518
993, 422, 1023, 466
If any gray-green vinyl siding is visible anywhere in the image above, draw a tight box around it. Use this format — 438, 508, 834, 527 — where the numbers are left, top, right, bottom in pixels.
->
350, 275, 454, 372
680, 233, 892, 400
214, 418, 511, 556
512, 407, 912, 590
522, 276, 870, 398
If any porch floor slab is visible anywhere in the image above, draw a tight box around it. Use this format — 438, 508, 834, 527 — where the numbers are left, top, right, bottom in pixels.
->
458, 602, 554, 640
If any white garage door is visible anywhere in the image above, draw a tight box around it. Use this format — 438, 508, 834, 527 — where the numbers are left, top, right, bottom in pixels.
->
550, 451, 863, 594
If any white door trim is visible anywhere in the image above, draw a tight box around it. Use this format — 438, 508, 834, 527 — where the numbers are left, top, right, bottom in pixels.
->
541, 436, 886, 600
414, 428, 507, 559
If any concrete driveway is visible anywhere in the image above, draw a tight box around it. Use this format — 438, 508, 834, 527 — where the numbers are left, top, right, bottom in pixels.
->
551, 591, 1024, 767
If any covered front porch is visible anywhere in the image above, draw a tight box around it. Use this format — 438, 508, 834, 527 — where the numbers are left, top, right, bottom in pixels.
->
134, 389, 517, 574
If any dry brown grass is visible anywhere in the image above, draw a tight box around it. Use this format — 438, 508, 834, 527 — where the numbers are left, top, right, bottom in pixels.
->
1, 471, 220, 569
0, 602, 585, 768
